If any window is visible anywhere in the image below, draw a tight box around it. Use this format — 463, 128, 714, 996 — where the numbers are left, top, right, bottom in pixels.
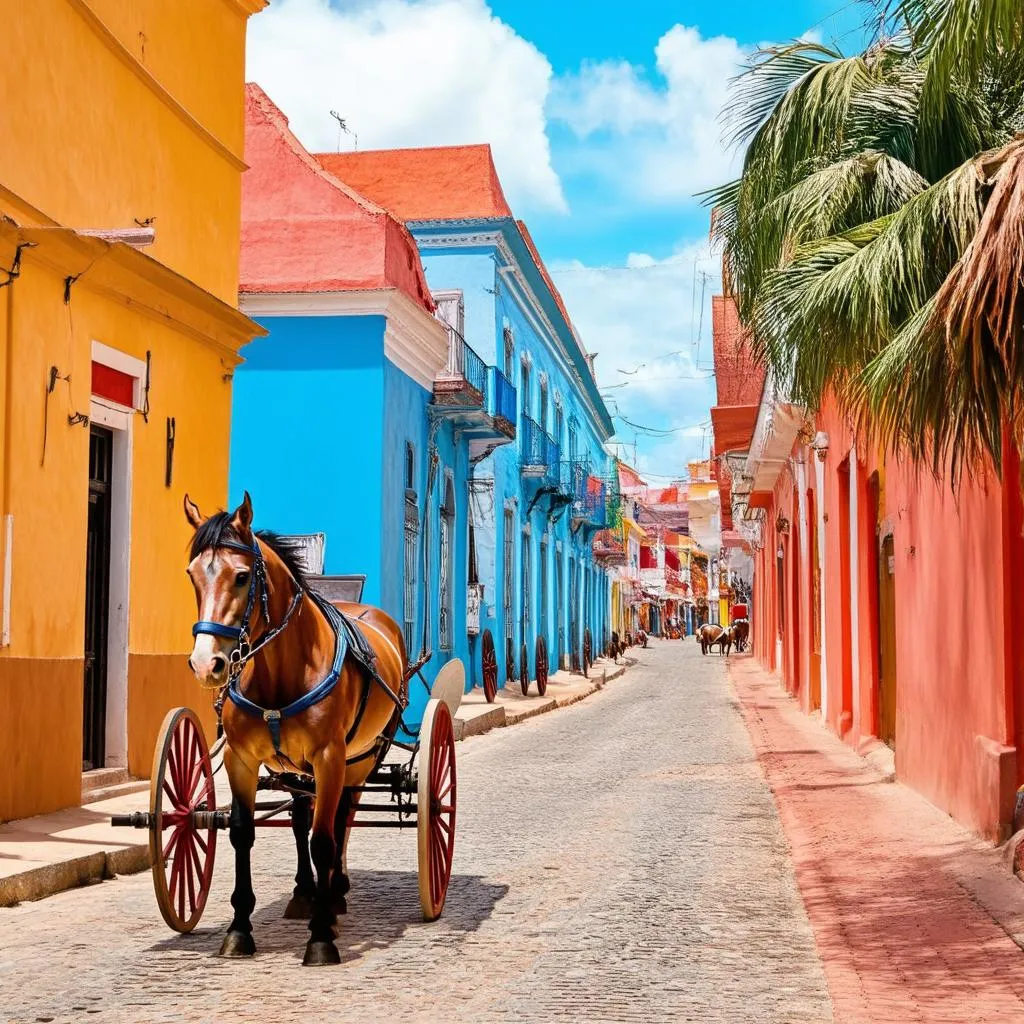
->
540, 537, 548, 640
520, 361, 530, 425
439, 477, 455, 651
503, 326, 515, 379
404, 442, 415, 492
521, 528, 531, 640
403, 501, 418, 656
568, 420, 578, 464
539, 378, 548, 431
555, 404, 564, 449
503, 510, 514, 639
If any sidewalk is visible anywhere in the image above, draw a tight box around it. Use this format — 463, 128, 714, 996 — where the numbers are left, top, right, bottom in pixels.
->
0, 654, 632, 910
730, 655, 1024, 1023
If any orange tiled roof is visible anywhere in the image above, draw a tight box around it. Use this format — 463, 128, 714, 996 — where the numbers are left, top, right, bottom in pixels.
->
241, 84, 433, 309
316, 145, 513, 223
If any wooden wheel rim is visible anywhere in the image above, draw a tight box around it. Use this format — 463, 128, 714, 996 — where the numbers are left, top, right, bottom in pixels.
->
149, 707, 217, 933
481, 629, 498, 703
417, 699, 457, 922
535, 635, 548, 697
519, 642, 529, 696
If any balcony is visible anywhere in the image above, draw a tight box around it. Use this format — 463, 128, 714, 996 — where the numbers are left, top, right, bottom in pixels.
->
593, 529, 627, 566
520, 415, 559, 479
431, 327, 516, 451
567, 461, 608, 531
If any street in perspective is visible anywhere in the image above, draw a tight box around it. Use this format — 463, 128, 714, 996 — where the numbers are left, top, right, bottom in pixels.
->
4, 1, 1024, 1022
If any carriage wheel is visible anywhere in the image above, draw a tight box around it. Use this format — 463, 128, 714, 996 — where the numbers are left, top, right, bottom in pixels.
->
505, 636, 516, 684
535, 635, 548, 697
520, 642, 530, 696
481, 629, 498, 703
149, 707, 217, 933
417, 699, 456, 922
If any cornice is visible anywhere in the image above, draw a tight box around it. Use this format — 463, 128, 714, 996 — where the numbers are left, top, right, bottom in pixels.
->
239, 288, 448, 390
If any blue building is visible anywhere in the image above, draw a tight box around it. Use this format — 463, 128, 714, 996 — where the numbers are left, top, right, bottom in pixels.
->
320, 145, 617, 689
230, 87, 514, 726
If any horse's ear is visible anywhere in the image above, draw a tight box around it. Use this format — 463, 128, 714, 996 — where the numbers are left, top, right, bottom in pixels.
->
183, 494, 203, 530
230, 491, 254, 538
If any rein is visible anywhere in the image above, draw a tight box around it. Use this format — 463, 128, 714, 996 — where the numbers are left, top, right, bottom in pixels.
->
192, 537, 303, 680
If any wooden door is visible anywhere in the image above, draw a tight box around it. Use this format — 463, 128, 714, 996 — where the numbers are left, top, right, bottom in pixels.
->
878, 534, 898, 747
807, 487, 822, 710
83, 426, 113, 772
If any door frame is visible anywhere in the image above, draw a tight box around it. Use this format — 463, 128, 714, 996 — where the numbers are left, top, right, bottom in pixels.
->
89, 398, 132, 769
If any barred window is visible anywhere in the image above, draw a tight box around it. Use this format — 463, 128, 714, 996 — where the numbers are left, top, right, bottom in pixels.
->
503, 509, 514, 639
439, 477, 455, 652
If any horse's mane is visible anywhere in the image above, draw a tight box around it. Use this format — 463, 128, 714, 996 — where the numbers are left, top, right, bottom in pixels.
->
190, 512, 311, 591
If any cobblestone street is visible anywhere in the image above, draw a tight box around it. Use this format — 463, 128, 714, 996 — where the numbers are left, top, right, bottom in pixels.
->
0, 643, 831, 1024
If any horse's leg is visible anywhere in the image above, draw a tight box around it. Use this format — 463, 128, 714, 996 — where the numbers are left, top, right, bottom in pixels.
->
283, 794, 315, 920
330, 788, 355, 915
219, 747, 259, 958
304, 744, 345, 966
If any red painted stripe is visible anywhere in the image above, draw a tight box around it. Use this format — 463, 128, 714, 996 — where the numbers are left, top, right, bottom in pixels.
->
91, 361, 135, 407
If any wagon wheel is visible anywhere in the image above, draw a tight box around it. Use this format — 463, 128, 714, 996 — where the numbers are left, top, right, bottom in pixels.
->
150, 707, 217, 933
583, 628, 592, 679
417, 699, 456, 922
535, 635, 548, 696
481, 629, 498, 703
505, 636, 516, 684
520, 642, 530, 696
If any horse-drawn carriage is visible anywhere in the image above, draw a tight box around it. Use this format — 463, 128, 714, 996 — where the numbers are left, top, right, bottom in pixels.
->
112, 495, 460, 966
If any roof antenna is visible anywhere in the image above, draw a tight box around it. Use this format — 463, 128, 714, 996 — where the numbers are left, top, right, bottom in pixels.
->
329, 110, 358, 152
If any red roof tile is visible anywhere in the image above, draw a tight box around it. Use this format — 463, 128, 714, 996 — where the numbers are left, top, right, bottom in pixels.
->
316, 145, 512, 223
241, 84, 433, 310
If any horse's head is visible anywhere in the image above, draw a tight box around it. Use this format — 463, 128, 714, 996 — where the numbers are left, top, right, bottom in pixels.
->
183, 492, 260, 689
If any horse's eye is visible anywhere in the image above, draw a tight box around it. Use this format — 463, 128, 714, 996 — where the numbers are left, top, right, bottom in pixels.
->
235, 572, 250, 588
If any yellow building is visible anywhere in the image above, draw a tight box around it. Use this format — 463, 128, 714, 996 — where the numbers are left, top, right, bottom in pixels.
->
0, 0, 264, 821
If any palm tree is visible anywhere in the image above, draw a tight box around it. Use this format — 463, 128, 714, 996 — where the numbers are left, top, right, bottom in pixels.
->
707, 0, 1024, 483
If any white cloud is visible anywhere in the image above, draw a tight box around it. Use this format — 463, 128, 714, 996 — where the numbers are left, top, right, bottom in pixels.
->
550, 240, 721, 472
549, 24, 746, 201
246, 0, 566, 212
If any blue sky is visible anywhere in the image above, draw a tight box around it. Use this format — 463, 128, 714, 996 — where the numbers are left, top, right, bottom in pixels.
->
247, 0, 872, 479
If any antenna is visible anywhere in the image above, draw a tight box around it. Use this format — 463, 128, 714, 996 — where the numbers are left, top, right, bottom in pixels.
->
329, 110, 358, 152
694, 270, 711, 365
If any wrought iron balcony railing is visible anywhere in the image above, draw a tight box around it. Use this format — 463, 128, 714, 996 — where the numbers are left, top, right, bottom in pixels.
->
520, 415, 559, 474
434, 327, 487, 406
492, 367, 517, 430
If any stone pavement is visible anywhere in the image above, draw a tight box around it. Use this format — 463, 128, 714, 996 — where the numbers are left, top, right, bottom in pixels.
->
730, 655, 1024, 1024
0, 639, 830, 1024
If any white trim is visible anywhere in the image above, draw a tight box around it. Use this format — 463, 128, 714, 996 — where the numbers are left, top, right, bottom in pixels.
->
239, 289, 449, 391
848, 446, 860, 731
814, 453, 828, 726
1, 514, 12, 647
90, 399, 132, 769
91, 341, 146, 410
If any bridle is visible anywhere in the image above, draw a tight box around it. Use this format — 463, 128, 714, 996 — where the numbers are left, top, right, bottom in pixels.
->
191, 537, 303, 681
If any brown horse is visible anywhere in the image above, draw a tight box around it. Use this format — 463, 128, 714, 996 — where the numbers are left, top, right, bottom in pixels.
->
185, 492, 407, 966
731, 619, 750, 653
697, 623, 732, 656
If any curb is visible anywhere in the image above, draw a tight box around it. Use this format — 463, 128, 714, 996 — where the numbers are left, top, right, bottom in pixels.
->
0, 843, 151, 909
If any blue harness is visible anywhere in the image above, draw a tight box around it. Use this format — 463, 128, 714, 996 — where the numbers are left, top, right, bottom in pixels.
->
192, 536, 402, 759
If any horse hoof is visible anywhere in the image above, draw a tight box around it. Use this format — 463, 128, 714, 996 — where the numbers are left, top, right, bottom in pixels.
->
219, 930, 256, 958
284, 894, 314, 920
303, 940, 341, 966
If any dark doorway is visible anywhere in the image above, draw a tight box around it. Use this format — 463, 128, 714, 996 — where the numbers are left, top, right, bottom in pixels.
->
84, 425, 113, 772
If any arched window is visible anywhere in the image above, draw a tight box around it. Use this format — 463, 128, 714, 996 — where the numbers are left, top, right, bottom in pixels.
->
439, 476, 456, 652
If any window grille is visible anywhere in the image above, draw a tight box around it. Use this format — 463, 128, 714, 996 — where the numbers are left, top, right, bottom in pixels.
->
503, 327, 515, 379
439, 478, 455, 651
503, 509, 514, 639
521, 528, 531, 640
540, 537, 548, 640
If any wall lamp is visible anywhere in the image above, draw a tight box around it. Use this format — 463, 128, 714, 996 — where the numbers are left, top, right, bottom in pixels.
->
811, 431, 830, 462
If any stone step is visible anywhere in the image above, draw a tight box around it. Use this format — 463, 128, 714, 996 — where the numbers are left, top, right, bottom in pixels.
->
83, 779, 150, 805
81, 768, 131, 799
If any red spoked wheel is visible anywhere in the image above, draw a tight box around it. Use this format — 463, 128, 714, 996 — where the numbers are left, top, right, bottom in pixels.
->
535, 635, 548, 696
418, 699, 456, 922
149, 707, 217, 933
481, 629, 498, 703
520, 642, 530, 696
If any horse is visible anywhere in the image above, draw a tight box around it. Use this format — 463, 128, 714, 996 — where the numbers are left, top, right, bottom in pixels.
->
637, 628, 649, 648
697, 623, 732, 656
610, 631, 621, 663
731, 618, 750, 653
184, 492, 408, 966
